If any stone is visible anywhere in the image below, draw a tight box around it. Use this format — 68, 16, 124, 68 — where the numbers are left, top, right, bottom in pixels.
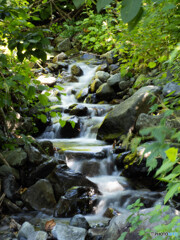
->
90, 79, 102, 93
0, 165, 19, 179
103, 207, 118, 218
162, 82, 180, 97
54, 186, 97, 217
22, 179, 56, 211
100, 50, 117, 64
69, 104, 88, 116
56, 38, 71, 52
84, 94, 97, 104
81, 160, 100, 177
95, 71, 110, 82
71, 65, 83, 76
103, 207, 179, 240
2, 148, 27, 167
24, 145, 49, 165
136, 113, 180, 132
38, 140, 55, 156
37, 75, 56, 87
60, 116, 80, 138
119, 80, 130, 91
96, 83, 115, 102
52, 223, 87, 240
47, 165, 100, 200
107, 73, 122, 89
17, 222, 35, 240
76, 87, 89, 102
53, 52, 68, 63
87, 228, 107, 239
109, 64, 119, 73
97, 86, 161, 141
3, 174, 19, 200
70, 214, 90, 230
29, 231, 48, 240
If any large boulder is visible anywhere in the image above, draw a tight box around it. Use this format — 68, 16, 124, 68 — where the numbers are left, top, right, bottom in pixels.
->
1, 148, 27, 167
47, 165, 100, 200
71, 65, 83, 76
103, 206, 179, 240
163, 82, 180, 97
22, 179, 56, 211
107, 73, 122, 89
97, 86, 161, 141
60, 116, 80, 138
52, 223, 87, 240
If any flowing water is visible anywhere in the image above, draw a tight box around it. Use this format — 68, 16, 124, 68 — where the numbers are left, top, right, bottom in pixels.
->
38, 61, 163, 224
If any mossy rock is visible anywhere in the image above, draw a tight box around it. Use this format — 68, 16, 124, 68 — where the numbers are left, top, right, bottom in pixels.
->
123, 152, 138, 168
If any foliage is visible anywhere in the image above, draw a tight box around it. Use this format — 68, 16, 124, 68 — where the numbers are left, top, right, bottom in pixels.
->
118, 199, 180, 240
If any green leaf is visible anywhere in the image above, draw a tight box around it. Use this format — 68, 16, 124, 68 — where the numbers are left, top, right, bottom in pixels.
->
40, 114, 47, 123
148, 62, 156, 68
165, 147, 178, 162
38, 94, 49, 106
164, 182, 180, 204
155, 159, 176, 177
59, 119, 66, 127
128, 7, 144, 31
73, 0, 85, 9
50, 112, 57, 118
121, 0, 142, 23
96, 0, 113, 13
27, 85, 36, 98
118, 232, 128, 240
70, 120, 76, 128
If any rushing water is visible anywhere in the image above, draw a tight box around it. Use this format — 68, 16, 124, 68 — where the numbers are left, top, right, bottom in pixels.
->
38, 61, 163, 223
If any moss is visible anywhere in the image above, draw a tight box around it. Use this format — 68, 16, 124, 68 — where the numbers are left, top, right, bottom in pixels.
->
123, 152, 137, 165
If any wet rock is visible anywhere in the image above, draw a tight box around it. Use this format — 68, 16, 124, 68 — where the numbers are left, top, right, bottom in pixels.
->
80, 53, 97, 60
2, 148, 27, 167
107, 73, 122, 89
163, 82, 180, 97
81, 160, 100, 177
90, 79, 103, 93
30, 231, 48, 240
53, 52, 68, 62
96, 83, 115, 102
56, 38, 71, 52
54, 186, 97, 217
87, 228, 107, 240
115, 151, 131, 170
103, 207, 118, 218
136, 113, 180, 132
22, 179, 56, 211
84, 94, 97, 104
103, 207, 179, 240
96, 63, 108, 72
26, 159, 57, 186
0, 165, 19, 179
76, 87, 89, 102
62, 73, 79, 83
100, 50, 117, 64
52, 223, 87, 240
97, 86, 161, 141
95, 71, 110, 82
18, 222, 34, 239
109, 64, 119, 73
70, 214, 90, 230
69, 104, 88, 116
60, 116, 80, 138
37, 75, 56, 87
38, 140, 55, 156
24, 145, 50, 165
47, 165, 100, 200
3, 174, 19, 200
71, 65, 83, 76
4, 198, 22, 213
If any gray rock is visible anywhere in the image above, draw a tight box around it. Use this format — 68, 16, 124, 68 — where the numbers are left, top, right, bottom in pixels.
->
24, 145, 49, 164
163, 82, 180, 96
71, 65, 83, 76
97, 86, 161, 141
22, 179, 56, 211
18, 222, 35, 240
119, 80, 130, 91
90, 79, 102, 93
107, 73, 122, 88
100, 50, 116, 64
136, 113, 180, 132
70, 214, 90, 230
88, 228, 107, 239
69, 104, 88, 116
3, 174, 19, 199
29, 231, 48, 240
52, 223, 87, 240
53, 52, 68, 62
96, 83, 115, 102
2, 148, 27, 167
76, 87, 89, 102
103, 207, 179, 240
56, 38, 71, 52
0, 165, 19, 179
37, 75, 56, 87
95, 71, 110, 82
